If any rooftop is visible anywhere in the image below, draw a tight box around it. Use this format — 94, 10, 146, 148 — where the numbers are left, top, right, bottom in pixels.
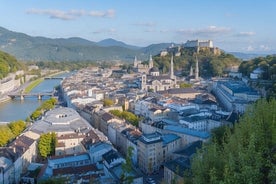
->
30, 107, 92, 134
164, 125, 210, 139
164, 157, 190, 177
162, 134, 181, 146
174, 140, 203, 157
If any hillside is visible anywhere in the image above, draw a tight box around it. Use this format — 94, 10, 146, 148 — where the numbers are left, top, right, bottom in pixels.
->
153, 47, 241, 77
0, 50, 25, 79
0, 27, 167, 62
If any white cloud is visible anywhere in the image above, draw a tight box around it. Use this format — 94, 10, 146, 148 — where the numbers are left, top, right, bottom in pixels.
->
26, 8, 115, 20
236, 31, 256, 36
177, 26, 231, 37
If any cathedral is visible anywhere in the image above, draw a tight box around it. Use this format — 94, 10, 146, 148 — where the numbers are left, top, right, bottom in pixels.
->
140, 55, 178, 92
133, 55, 153, 74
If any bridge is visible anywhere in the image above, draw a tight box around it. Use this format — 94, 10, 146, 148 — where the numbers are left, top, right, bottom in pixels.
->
8, 92, 54, 100
44, 77, 65, 80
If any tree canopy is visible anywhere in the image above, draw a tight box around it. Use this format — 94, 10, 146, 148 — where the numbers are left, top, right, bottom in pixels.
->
38, 132, 57, 159
153, 49, 240, 77
0, 120, 27, 146
191, 99, 276, 184
103, 98, 114, 107
30, 98, 57, 120
109, 110, 140, 127
0, 50, 25, 79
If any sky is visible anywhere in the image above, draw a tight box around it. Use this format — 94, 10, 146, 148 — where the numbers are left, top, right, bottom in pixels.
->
0, 0, 276, 53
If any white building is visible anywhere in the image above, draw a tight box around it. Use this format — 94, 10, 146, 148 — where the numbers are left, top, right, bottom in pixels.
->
184, 40, 214, 48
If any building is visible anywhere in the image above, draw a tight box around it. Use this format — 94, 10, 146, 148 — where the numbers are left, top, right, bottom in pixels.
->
164, 141, 202, 184
29, 107, 93, 136
184, 40, 214, 48
55, 133, 86, 156
133, 55, 154, 74
164, 157, 190, 184
0, 135, 37, 184
158, 88, 201, 99
0, 156, 14, 184
102, 150, 143, 184
212, 80, 260, 113
250, 67, 264, 79
38, 153, 98, 182
137, 132, 182, 174
141, 56, 178, 92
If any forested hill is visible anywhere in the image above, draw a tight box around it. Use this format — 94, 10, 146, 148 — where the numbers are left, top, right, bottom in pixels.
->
153, 47, 241, 77
239, 55, 276, 79
0, 50, 25, 79
0, 26, 171, 62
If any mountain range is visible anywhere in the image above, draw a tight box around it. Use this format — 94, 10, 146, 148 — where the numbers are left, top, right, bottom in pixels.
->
0, 26, 268, 62
0, 26, 173, 62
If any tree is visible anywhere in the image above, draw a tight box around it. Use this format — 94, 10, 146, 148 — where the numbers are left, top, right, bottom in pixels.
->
121, 146, 134, 184
191, 99, 276, 183
109, 110, 140, 127
8, 120, 26, 137
0, 125, 14, 146
38, 132, 57, 159
103, 98, 114, 107
179, 82, 192, 88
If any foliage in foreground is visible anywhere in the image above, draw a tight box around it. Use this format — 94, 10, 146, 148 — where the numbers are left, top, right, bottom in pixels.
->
191, 99, 276, 184
0, 120, 26, 146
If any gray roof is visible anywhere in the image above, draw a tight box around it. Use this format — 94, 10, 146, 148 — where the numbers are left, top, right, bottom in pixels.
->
29, 107, 92, 134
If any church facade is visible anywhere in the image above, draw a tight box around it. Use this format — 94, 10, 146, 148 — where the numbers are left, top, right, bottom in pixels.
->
140, 56, 178, 92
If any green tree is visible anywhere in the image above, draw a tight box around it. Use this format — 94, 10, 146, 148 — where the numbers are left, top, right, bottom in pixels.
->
103, 98, 114, 107
179, 82, 192, 88
31, 110, 42, 120
109, 110, 140, 127
191, 99, 276, 183
38, 132, 57, 159
121, 146, 134, 184
8, 120, 26, 137
0, 125, 14, 146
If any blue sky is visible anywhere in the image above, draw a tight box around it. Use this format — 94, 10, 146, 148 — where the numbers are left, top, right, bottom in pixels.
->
0, 0, 275, 53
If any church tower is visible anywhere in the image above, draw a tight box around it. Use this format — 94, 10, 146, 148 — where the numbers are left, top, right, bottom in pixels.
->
134, 56, 138, 67
149, 54, 153, 69
189, 65, 194, 76
195, 55, 199, 80
141, 74, 147, 91
170, 55, 175, 80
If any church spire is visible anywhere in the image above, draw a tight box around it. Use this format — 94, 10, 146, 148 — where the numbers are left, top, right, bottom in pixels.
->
170, 55, 174, 79
149, 54, 153, 68
195, 55, 199, 80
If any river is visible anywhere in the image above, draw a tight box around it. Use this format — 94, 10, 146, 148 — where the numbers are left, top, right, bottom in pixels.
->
0, 74, 69, 122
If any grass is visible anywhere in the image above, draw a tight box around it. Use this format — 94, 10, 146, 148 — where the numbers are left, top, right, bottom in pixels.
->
24, 78, 44, 93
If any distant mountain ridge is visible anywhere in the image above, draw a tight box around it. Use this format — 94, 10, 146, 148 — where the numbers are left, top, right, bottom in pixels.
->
0, 26, 170, 62
97, 38, 140, 50
0, 26, 268, 62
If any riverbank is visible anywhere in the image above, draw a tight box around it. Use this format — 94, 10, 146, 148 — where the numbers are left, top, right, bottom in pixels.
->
24, 71, 67, 93
0, 70, 67, 105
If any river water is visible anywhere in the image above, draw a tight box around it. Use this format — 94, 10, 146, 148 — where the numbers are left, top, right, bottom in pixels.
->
0, 75, 67, 122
